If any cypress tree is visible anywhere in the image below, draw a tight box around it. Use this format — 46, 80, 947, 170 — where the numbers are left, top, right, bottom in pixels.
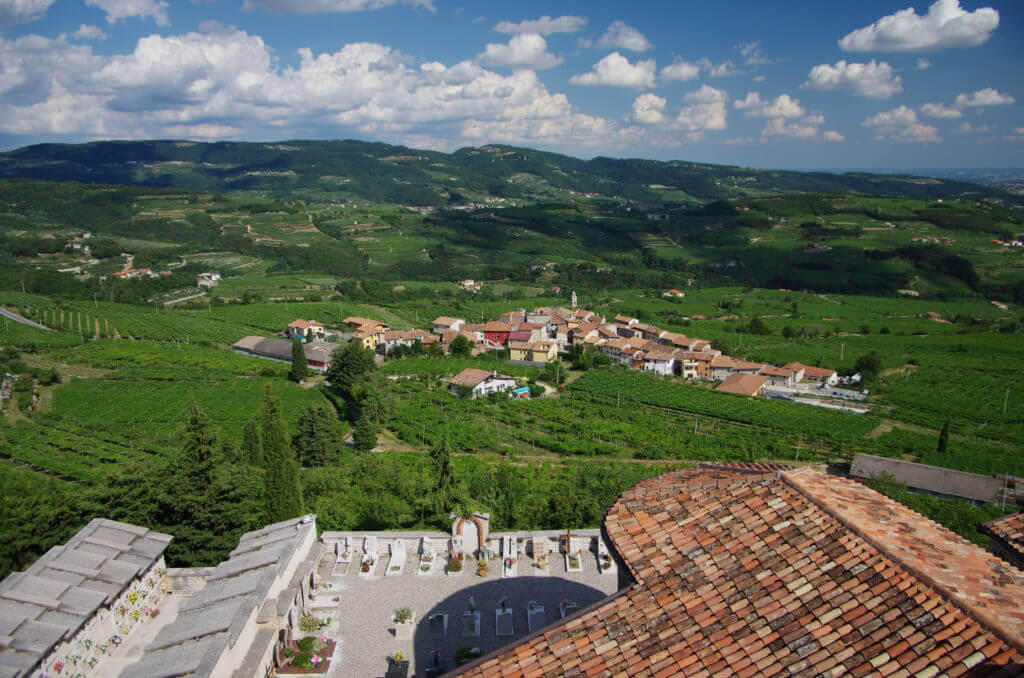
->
290, 339, 307, 383
180, 399, 216, 494
242, 417, 263, 467
938, 418, 951, 455
293, 402, 343, 467
430, 431, 458, 516
352, 414, 377, 452
259, 386, 305, 522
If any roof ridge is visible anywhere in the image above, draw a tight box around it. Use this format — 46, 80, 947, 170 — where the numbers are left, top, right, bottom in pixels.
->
781, 468, 1024, 655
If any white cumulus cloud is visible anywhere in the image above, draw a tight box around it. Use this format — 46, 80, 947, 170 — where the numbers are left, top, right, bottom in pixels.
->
631, 93, 666, 124
242, 0, 436, 14
916, 58, 931, 70
71, 24, 107, 40
734, 92, 804, 118
493, 15, 585, 35
862, 105, 940, 142
920, 102, 962, 118
85, 0, 170, 25
569, 52, 656, 88
659, 60, 700, 82
674, 85, 728, 139
0, 0, 54, 29
594, 20, 651, 52
954, 87, 1014, 107
477, 33, 561, 70
955, 122, 991, 134
803, 59, 901, 99
839, 0, 998, 52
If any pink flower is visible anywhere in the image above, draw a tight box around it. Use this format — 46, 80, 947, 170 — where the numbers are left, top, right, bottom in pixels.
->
319, 635, 329, 644
310, 655, 322, 666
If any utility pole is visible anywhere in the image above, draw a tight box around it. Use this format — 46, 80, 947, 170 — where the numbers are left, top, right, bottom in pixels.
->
840, 341, 845, 361
1004, 387, 1010, 415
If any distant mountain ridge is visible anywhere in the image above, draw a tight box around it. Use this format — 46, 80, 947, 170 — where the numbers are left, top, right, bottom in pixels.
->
1, 139, 1019, 206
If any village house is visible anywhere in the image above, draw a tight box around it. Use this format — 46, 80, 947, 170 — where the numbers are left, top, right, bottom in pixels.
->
732, 360, 767, 375
344, 317, 387, 350
640, 346, 681, 377
379, 329, 437, 354
431, 316, 464, 334
482, 321, 513, 348
715, 372, 769, 396
759, 364, 799, 387
508, 341, 557, 365
662, 288, 686, 298
783, 362, 838, 385
680, 351, 713, 379
498, 310, 526, 324
710, 355, 739, 381
195, 272, 220, 288
285, 319, 325, 341
457, 279, 481, 293
448, 368, 517, 399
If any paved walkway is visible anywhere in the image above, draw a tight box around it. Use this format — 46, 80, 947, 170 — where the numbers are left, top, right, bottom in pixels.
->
316, 544, 624, 677
0, 306, 51, 331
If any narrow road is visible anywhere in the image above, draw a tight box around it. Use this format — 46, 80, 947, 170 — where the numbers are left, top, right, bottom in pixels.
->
0, 307, 51, 331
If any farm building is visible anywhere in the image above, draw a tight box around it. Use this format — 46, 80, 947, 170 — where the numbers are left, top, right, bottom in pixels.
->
285, 319, 325, 340
448, 368, 517, 399
783, 362, 838, 385
232, 336, 340, 372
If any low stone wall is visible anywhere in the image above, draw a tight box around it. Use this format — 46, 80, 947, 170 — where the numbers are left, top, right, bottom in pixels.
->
164, 567, 215, 594
850, 453, 1021, 504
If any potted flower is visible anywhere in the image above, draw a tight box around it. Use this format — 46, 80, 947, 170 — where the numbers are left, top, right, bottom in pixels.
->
310, 654, 323, 667
535, 554, 547, 567
97, 643, 108, 655
393, 650, 404, 663
476, 561, 488, 576
395, 607, 413, 624
420, 563, 431, 572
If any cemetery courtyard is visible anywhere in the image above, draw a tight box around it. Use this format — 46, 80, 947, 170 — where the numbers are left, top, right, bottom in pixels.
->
312, 529, 624, 677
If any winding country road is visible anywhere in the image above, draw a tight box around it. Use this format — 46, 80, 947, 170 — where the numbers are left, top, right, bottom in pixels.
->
0, 307, 51, 331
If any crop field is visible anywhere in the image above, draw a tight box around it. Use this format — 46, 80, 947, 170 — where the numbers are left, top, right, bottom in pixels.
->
46, 339, 287, 377
52, 376, 326, 444
0, 320, 81, 348
387, 377, 850, 463
381, 357, 540, 379
0, 418, 169, 484
184, 252, 263, 270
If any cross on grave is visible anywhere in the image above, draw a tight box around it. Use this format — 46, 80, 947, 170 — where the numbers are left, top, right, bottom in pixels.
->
559, 528, 575, 552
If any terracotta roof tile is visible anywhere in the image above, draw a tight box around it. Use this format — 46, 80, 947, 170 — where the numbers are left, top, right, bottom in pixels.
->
454, 468, 1024, 677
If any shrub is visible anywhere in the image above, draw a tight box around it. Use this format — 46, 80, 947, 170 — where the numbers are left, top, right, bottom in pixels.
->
298, 614, 320, 633
447, 558, 462, 573
395, 607, 412, 623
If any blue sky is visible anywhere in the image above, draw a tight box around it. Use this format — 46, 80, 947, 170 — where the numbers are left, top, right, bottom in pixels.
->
0, 0, 1020, 168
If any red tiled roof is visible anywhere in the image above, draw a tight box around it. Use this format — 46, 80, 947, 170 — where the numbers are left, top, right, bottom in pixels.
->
449, 368, 513, 387
784, 362, 837, 379
981, 513, 1024, 566
715, 372, 767, 395
456, 468, 1024, 677
760, 365, 795, 377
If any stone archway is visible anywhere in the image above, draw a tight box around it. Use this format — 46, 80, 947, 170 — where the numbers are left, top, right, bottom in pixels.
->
452, 512, 489, 558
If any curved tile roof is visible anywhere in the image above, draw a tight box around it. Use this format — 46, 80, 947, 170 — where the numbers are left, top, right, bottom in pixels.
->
456, 467, 1024, 677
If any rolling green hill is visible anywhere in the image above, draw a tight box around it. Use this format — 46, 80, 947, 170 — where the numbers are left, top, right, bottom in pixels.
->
1, 139, 1020, 207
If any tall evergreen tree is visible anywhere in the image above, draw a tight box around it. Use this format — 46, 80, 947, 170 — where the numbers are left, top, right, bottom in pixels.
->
293, 402, 343, 467
290, 339, 307, 383
260, 386, 305, 522
242, 417, 263, 467
938, 418, 951, 455
180, 399, 216, 494
430, 430, 458, 516
326, 338, 376, 401
352, 413, 377, 452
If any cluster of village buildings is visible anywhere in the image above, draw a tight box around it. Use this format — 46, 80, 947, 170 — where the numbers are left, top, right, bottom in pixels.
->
232, 298, 837, 399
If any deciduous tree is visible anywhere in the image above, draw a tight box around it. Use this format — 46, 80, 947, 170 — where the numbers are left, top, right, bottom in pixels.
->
293, 402, 343, 467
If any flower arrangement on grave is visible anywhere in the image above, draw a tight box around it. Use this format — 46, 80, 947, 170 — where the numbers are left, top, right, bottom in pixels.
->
389, 565, 400, 572
447, 556, 462, 573
86, 657, 98, 668
420, 563, 431, 572
298, 614, 320, 633
68, 654, 81, 666
120, 624, 131, 635
395, 607, 413, 623
110, 635, 123, 646
476, 560, 488, 576
535, 554, 547, 567
317, 617, 331, 630
499, 597, 509, 613
155, 567, 166, 577
310, 654, 323, 667
504, 557, 516, 567
392, 650, 404, 663
118, 605, 127, 616
528, 600, 538, 610
97, 643, 108, 655
53, 660, 64, 672
127, 591, 138, 604
146, 578, 154, 588
131, 609, 141, 620
422, 552, 433, 562
600, 553, 612, 570
466, 596, 477, 613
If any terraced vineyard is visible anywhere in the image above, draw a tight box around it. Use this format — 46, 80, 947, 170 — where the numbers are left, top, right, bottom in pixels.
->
0, 419, 167, 483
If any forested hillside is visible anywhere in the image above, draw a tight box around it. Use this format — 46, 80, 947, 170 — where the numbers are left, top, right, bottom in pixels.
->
1, 140, 1019, 207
